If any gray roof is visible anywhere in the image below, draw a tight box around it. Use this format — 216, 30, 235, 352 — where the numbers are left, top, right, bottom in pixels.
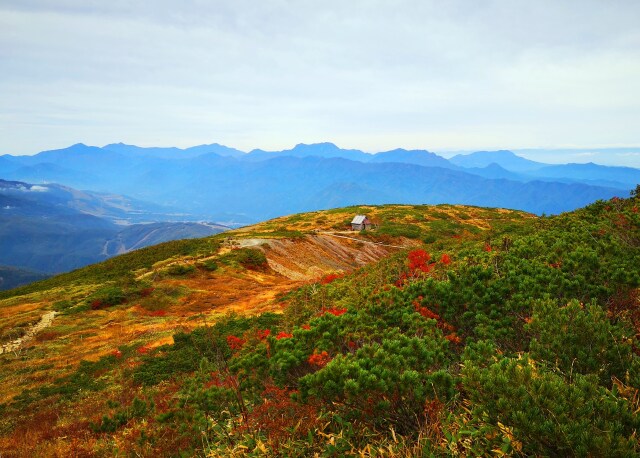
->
351, 214, 368, 224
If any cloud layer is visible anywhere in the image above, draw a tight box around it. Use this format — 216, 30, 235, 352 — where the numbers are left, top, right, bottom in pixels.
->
1, 1, 639, 164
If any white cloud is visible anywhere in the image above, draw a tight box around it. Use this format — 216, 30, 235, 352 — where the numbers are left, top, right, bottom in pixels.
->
0, 0, 639, 161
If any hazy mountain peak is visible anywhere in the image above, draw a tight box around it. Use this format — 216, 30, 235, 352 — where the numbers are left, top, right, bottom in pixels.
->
293, 142, 339, 149
103, 142, 131, 149
450, 150, 544, 172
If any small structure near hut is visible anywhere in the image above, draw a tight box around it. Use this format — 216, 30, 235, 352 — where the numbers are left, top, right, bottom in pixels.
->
351, 214, 372, 231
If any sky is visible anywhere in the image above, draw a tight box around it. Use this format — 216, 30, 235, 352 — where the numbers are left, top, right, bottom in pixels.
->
1, 0, 639, 166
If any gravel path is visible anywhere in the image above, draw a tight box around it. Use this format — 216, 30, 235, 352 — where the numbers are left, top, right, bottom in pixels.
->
319, 232, 406, 249
0, 311, 57, 355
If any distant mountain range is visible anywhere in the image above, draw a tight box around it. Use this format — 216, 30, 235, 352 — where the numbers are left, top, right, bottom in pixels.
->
1, 141, 637, 289
0, 179, 227, 284
1, 142, 637, 224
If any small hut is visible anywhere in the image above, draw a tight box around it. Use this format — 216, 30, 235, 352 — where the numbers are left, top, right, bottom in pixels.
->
351, 214, 372, 231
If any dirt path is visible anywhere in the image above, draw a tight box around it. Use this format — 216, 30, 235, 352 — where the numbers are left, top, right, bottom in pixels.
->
0, 311, 57, 355
319, 232, 407, 249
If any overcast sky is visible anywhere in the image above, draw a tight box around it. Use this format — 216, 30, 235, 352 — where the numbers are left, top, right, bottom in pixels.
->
1, 0, 639, 165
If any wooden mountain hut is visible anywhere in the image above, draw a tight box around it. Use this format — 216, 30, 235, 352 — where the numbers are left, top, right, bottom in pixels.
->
351, 214, 372, 231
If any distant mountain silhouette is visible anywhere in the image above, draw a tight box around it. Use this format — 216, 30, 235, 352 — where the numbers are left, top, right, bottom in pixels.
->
449, 150, 545, 171
1, 142, 635, 224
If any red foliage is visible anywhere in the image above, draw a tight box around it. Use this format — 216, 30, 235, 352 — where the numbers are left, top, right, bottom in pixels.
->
320, 307, 347, 317
408, 249, 432, 272
242, 384, 320, 451
112, 349, 122, 358
440, 253, 451, 265
633, 206, 638, 213
320, 272, 345, 284
275, 332, 293, 340
226, 335, 245, 350
301, 324, 311, 330
256, 329, 271, 340
397, 250, 436, 287
308, 350, 331, 367
445, 333, 462, 345
413, 301, 440, 321
205, 371, 237, 389
147, 309, 167, 317
395, 272, 409, 287
137, 346, 150, 355
483, 243, 492, 252
615, 214, 629, 228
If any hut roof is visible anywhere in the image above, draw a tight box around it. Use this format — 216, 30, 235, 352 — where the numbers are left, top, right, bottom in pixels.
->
351, 215, 368, 224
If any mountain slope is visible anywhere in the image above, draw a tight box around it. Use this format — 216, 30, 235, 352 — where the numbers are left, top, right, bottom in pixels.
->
0, 197, 638, 456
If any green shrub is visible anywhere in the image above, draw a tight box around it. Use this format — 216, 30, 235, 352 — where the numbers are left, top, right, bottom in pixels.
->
219, 248, 268, 270
377, 222, 422, 239
165, 264, 196, 276
200, 259, 219, 271
87, 286, 126, 310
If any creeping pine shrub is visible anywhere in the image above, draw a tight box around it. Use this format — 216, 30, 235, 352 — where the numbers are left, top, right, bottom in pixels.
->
219, 248, 268, 270
88, 286, 126, 310
91, 397, 154, 433
200, 259, 219, 271
166, 264, 196, 276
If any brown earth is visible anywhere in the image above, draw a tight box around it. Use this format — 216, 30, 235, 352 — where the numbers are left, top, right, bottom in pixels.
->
0, 232, 409, 402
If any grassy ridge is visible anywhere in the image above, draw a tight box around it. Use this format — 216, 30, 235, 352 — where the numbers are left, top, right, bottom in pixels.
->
6, 200, 635, 456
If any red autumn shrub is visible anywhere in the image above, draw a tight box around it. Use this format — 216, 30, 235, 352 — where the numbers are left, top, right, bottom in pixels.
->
440, 253, 451, 265
275, 332, 293, 340
242, 384, 320, 451
445, 333, 462, 345
205, 371, 237, 389
320, 272, 344, 284
308, 350, 331, 368
395, 272, 409, 287
408, 249, 432, 272
414, 302, 440, 321
226, 335, 245, 350
256, 329, 271, 340
320, 307, 347, 317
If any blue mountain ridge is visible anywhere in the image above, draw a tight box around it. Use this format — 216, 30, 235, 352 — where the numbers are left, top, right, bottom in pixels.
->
0, 142, 636, 223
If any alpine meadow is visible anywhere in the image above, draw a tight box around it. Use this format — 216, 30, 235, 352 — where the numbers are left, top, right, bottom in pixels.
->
2, 1, 640, 456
